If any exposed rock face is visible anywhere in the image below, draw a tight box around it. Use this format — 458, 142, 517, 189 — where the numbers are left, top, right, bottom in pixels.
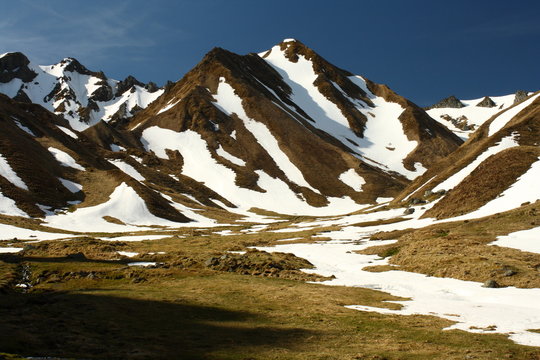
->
145, 82, 160, 93
428, 95, 465, 109
514, 90, 528, 104
0, 52, 37, 83
476, 96, 496, 108
440, 114, 474, 131
59, 57, 94, 76
89, 82, 114, 102
116, 75, 145, 96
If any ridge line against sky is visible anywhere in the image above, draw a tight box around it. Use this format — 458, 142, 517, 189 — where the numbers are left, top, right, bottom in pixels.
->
1, 0, 539, 106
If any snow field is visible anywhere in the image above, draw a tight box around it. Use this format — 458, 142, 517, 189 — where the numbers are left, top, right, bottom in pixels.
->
450, 157, 540, 221
488, 93, 540, 136
142, 124, 363, 216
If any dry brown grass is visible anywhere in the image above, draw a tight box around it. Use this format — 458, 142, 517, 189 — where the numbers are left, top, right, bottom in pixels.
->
364, 202, 540, 287
1, 213, 540, 359
2, 250, 540, 359
424, 146, 539, 219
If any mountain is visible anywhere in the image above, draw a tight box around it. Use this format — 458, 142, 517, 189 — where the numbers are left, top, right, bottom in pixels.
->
0, 52, 162, 131
120, 39, 462, 215
0, 39, 464, 231
396, 90, 540, 219
426, 91, 531, 140
0, 92, 191, 227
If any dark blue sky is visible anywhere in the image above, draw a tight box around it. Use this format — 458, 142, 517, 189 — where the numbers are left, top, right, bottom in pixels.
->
2, 0, 539, 106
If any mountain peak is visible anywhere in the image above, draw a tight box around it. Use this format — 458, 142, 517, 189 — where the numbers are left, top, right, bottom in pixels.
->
280, 38, 299, 44
57, 57, 93, 75
428, 95, 466, 109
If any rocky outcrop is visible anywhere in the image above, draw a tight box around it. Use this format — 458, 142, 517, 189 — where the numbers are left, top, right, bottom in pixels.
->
89, 81, 114, 102
514, 90, 528, 105
59, 57, 94, 76
0, 52, 37, 83
476, 96, 496, 108
116, 75, 145, 96
428, 95, 465, 109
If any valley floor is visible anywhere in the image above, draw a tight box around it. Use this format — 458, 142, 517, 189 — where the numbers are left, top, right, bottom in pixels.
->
1, 200, 540, 359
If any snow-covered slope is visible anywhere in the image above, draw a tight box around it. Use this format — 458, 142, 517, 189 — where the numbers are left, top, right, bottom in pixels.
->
261, 42, 421, 179
0, 52, 162, 131
426, 92, 532, 140
396, 91, 540, 219
257, 39, 462, 180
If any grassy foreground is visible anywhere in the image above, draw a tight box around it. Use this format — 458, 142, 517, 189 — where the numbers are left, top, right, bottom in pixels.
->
1, 226, 540, 359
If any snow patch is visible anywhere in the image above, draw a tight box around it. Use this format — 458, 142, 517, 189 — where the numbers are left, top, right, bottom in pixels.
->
0, 192, 28, 217
128, 262, 157, 267
0, 247, 24, 253
12, 117, 36, 136
216, 145, 246, 166
491, 226, 540, 254
117, 251, 138, 257
339, 169, 365, 192
108, 159, 145, 181
0, 154, 28, 190
46, 182, 183, 232
48, 147, 85, 171
57, 125, 78, 139
157, 98, 181, 114
110, 144, 126, 152
0, 223, 75, 241
58, 177, 82, 193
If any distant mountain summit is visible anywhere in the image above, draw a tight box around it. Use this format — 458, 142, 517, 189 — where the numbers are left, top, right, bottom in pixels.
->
427, 91, 534, 139
0, 52, 162, 131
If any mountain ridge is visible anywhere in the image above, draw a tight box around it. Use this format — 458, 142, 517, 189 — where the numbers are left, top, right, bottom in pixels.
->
0, 39, 534, 227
